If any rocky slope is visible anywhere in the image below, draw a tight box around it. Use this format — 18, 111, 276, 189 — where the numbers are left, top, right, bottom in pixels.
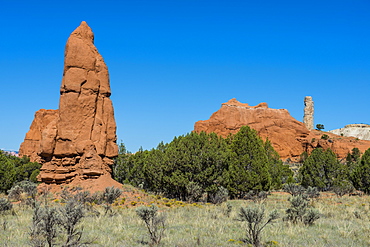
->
194, 98, 370, 161
19, 22, 121, 190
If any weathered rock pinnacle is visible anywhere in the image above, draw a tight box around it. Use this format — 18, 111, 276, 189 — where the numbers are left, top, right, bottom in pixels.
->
303, 96, 314, 130
19, 22, 119, 188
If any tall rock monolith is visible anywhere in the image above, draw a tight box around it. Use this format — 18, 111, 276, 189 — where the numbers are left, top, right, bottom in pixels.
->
19, 22, 120, 190
303, 96, 314, 130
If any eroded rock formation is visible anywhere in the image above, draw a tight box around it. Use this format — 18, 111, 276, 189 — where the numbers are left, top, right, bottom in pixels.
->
329, 124, 370, 141
194, 98, 370, 161
19, 22, 120, 189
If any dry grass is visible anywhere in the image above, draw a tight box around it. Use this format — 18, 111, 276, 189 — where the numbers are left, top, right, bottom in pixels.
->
1, 191, 370, 246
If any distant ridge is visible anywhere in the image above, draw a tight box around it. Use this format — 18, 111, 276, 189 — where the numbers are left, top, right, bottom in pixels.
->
1, 149, 19, 156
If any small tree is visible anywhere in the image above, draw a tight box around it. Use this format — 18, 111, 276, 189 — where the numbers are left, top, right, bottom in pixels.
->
316, 124, 324, 131
237, 205, 279, 247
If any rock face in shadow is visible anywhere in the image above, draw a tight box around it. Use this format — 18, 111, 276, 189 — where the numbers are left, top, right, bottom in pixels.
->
19, 22, 119, 187
194, 98, 370, 161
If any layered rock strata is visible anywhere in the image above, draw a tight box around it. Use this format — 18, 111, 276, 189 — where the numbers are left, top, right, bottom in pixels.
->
329, 124, 370, 141
19, 22, 119, 187
303, 96, 314, 130
194, 98, 370, 161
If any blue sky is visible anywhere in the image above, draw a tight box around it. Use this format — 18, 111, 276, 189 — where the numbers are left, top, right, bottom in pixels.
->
1, 0, 370, 152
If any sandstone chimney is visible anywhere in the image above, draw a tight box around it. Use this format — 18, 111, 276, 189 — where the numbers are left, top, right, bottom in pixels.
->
303, 96, 314, 130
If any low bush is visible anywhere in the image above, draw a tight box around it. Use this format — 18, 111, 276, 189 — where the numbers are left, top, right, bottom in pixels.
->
136, 205, 166, 246
236, 205, 279, 247
284, 195, 320, 225
244, 190, 269, 203
59, 200, 85, 246
283, 183, 305, 196
0, 198, 12, 214
103, 187, 122, 216
209, 186, 229, 204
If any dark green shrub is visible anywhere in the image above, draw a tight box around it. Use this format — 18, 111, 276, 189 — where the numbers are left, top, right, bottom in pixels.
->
0, 155, 16, 193
237, 205, 279, 247
321, 134, 329, 140
264, 139, 294, 190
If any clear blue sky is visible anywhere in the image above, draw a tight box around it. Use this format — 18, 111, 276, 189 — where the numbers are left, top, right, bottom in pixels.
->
1, 0, 370, 153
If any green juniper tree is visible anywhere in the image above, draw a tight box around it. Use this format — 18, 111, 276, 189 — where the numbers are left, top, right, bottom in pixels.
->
113, 126, 291, 202
224, 126, 271, 198
316, 124, 324, 131
351, 148, 370, 193
299, 148, 342, 190
0, 151, 41, 193
264, 139, 294, 189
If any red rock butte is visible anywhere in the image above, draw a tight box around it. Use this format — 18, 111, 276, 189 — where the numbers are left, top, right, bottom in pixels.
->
19, 21, 121, 191
194, 98, 370, 161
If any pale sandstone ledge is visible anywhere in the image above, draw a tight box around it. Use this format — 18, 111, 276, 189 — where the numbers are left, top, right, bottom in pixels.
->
329, 124, 370, 141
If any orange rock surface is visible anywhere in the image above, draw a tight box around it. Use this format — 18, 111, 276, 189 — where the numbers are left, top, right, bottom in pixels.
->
19, 22, 120, 190
194, 98, 370, 161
